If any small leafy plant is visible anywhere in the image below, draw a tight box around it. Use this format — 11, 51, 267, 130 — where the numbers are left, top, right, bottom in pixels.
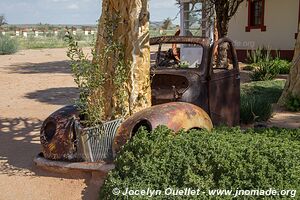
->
250, 61, 279, 81
0, 35, 18, 55
66, 33, 105, 126
66, 14, 130, 126
247, 47, 292, 76
285, 94, 300, 112
246, 47, 272, 64
240, 80, 285, 124
272, 57, 291, 74
179, 61, 189, 68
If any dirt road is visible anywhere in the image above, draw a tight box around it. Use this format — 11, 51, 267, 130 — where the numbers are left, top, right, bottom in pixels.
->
0, 48, 101, 200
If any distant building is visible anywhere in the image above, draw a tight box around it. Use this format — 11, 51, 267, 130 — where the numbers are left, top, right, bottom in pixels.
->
33, 29, 39, 37
53, 28, 58, 36
178, 0, 299, 61
15, 29, 20, 36
159, 28, 164, 35
22, 28, 28, 37
0, 28, 5, 36
72, 27, 77, 35
83, 27, 91, 35
228, 0, 299, 61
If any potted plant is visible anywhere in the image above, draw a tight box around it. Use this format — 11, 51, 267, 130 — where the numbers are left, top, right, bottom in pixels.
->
65, 28, 125, 162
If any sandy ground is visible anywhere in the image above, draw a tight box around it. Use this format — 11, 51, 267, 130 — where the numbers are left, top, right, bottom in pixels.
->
0, 48, 101, 200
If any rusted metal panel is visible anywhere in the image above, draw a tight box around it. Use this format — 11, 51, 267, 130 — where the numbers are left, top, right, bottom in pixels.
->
150, 36, 210, 46
208, 38, 240, 126
113, 102, 213, 153
150, 36, 240, 126
40, 105, 81, 161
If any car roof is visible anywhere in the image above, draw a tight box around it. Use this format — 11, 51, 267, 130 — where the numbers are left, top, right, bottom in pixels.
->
150, 36, 211, 47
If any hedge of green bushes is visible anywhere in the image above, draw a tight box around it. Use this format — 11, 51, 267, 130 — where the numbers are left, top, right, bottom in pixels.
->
99, 126, 300, 200
240, 80, 285, 124
0, 35, 18, 55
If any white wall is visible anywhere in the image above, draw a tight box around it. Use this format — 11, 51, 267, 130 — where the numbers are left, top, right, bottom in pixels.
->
228, 0, 299, 50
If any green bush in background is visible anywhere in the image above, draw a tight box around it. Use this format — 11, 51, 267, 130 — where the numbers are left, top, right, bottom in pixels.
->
247, 47, 292, 79
17, 36, 67, 49
246, 47, 272, 64
240, 80, 285, 124
99, 126, 300, 200
285, 94, 300, 112
15, 34, 94, 49
272, 58, 292, 74
0, 35, 18, 55
250, 61, 279, 81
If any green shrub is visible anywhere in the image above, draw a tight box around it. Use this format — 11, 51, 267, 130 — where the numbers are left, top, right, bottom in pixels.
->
272, 58, 291, 74
240, 94, 272, 123
246, 47, 272, 64
242, 65, 255, 71
246, 47, 291, 75
285, 94, 300, 112
16, 34, 93, 49
240, 80, 285, 124
17, 36, 67, 49
57, 30, 67, 40
0, 35, 18, 55
99, 126, 300, 200
250, 61, 279, 81
74, 32, 85, 41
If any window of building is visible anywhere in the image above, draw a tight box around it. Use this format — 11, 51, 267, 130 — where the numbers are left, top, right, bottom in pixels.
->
246, 0, 266, 32
182, 2, 202, 36
180, 1, 214, 39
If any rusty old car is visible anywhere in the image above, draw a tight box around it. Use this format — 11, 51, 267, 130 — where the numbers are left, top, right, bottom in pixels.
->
150, 36, 240, 126
40, 36, 240, 161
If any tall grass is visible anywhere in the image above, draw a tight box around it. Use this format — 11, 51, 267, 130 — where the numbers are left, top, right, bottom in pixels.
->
240, 80, 285, 124
247, 47, 292, 79
16, 35, 94, 49
0, 35, 18, 55
17, 36, 66, 49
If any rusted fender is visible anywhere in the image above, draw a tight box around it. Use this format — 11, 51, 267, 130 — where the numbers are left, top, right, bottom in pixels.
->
113, 102, 213, 153
40, 105, 80, 161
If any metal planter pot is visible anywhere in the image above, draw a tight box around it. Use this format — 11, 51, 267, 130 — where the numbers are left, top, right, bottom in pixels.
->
75, 118, 123, 162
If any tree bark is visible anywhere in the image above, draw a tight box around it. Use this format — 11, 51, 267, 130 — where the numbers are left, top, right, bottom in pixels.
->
94, 0, 151, 121
215, 2, 230, 68
278, 32, 300, 104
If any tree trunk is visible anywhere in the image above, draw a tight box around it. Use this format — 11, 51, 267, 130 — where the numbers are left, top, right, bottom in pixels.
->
94, 0, 151, 121
215, 6, 230, 68
216, 17, 229, 68
278, 32, 300, 105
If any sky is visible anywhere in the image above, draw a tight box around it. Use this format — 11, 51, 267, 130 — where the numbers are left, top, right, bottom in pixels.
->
0, 0, 179, 25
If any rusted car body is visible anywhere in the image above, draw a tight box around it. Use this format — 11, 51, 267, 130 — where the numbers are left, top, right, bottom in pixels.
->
40, 36, 240, 161
40, 102, 212, 161
113, 102, 213, 153
40, 105, 80, 161
150, 36, 240, 126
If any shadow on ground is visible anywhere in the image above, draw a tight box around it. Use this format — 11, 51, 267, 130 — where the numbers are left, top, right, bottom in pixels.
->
0, 117, 102, 199
8, 61, 71, 74
0, 117, 42, 176
25, 87, 79, 105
